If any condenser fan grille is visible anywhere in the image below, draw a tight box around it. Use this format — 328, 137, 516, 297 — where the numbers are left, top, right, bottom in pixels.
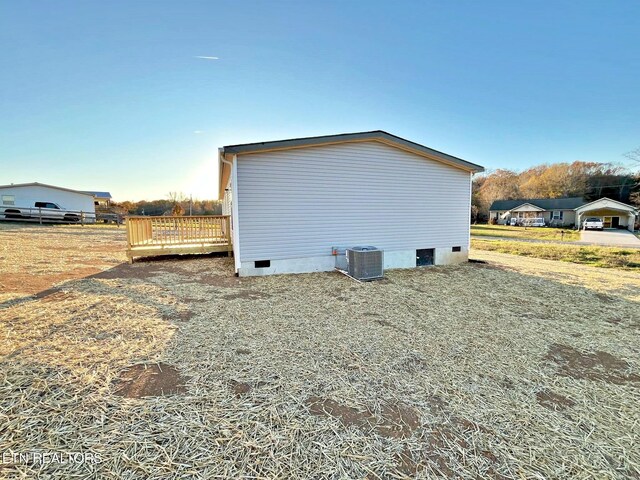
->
346, 246, 384, 280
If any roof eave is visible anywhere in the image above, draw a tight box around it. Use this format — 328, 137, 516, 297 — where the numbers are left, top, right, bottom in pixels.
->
221, 131, 484, 173
510, 202, 545, 211
0, 182, 95, 197
574, 197, 639, 213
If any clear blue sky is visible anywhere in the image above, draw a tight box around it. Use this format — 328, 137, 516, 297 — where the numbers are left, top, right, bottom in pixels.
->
1, 0, 639, 201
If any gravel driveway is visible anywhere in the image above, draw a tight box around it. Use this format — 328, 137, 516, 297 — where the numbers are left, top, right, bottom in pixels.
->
580, 229, 640, 247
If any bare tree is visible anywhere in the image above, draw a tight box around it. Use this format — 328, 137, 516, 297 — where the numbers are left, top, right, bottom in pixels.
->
624, 150, 640, 206
168, 192, 187, 203
624, 147, 640, 167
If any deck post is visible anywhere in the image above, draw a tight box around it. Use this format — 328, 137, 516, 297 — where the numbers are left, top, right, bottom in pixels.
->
125, 216, 132, 262
225, 215, 232, 256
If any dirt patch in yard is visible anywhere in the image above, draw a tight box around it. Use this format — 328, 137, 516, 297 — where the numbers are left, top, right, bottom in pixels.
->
394, 416, 501, 478
536, 390, 576, 411
377, 402, 421, 439
0, 268, 103, 296
306, 397, 420, 439
113, 363, 188, 398
545, 343, 640, 385
227, 379, 253, 396
395, 447, 421, 477
306, 397, 373, 430
227, 379, 270, 397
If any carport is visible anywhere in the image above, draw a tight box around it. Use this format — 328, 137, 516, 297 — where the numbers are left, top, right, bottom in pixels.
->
575, 198, 638, 232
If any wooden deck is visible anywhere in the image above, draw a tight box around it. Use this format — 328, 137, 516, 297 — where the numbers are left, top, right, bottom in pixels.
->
126, 215, 232, 263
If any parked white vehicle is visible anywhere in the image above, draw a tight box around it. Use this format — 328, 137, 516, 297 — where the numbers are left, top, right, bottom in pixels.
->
511, 217, 546, 227
523, 217, 546, 227
3, 201, 84, 222
582, 217, 604, 230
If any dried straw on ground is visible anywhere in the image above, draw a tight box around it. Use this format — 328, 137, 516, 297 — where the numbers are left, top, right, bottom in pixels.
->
1, 225, 639, 479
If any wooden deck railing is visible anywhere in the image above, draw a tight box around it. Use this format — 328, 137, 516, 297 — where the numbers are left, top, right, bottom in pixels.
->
126, 215, 232, 262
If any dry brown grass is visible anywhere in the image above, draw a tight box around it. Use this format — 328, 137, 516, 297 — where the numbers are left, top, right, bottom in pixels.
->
472, 238, 640, 270
0, 222, 126, 301
1, 224, 639, 479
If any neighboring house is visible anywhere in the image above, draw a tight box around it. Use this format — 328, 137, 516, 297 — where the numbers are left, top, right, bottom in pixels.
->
489, 197, 638, 231
83, 191, 112, 208
218, 130, 484, 276
0, 182, 96, 215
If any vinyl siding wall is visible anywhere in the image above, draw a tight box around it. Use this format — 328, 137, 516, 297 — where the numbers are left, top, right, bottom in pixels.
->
236, 141, 472, 262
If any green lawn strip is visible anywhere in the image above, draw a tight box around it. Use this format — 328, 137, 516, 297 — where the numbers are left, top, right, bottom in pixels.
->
471, 238, 640, 269
471, 224, 580, 241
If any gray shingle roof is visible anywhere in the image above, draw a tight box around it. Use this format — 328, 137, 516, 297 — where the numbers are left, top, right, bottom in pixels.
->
489, 197, 586, 211
222, 130, 484, 173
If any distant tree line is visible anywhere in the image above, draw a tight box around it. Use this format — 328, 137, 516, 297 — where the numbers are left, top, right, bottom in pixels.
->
113, 192, 222, 216
472, 161, 640, 222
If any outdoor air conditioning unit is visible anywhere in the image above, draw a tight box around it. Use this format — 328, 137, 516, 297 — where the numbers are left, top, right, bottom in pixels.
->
346, 246, 384, 281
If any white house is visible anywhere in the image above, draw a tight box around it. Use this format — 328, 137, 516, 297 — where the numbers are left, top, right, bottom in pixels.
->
218, 131, 484, 276
0, 182, 96, 217
489, 197, 638, 230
